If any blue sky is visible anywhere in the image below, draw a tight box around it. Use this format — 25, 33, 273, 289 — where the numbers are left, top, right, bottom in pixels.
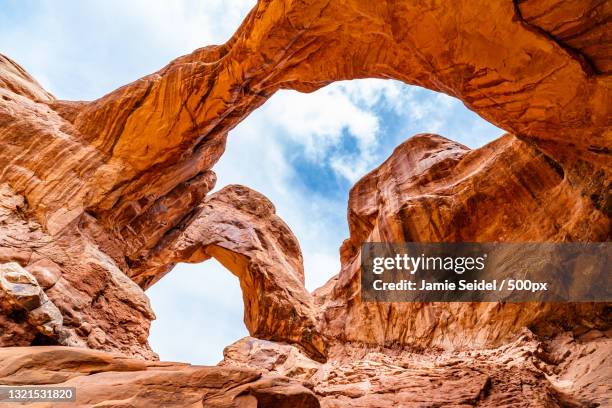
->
0, 0, 503, 364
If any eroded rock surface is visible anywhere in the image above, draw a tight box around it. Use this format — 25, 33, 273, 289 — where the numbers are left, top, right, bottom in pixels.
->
1, 0, 609, 359
132, 185, 326, 361
221, 330, 611, 407
316, 134, 610, 351
0, 183, 156, 358
0, 346, 320, 408
517, 0, 612, 74
221, 337, 322, 381
0, 263, 62, 341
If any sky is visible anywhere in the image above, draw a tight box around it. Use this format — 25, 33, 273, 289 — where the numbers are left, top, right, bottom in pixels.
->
0, 0, 503, 364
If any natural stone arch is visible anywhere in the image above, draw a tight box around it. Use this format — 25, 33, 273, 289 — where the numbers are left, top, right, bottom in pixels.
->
131, 185, 327, 361
2, 0, 607, 236
0, 0, 609, 361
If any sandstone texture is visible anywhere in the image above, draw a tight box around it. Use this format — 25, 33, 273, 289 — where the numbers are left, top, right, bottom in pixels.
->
0, 263, 62, 342
316, 133, 610, 351
220, 330, 611, 407
131, 184, 326, 361
0, 346, 319, 407
0, 0, 610, 406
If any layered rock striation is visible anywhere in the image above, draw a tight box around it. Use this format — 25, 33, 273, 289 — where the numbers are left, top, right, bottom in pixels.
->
316, 133, 609, 351
0, 346, 320, 407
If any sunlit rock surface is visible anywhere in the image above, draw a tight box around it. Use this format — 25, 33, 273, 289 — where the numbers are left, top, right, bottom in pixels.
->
0, 346, 320, 408
316, 133, 609, 350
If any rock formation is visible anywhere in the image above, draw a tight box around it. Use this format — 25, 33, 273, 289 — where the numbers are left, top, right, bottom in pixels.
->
131, 185, 326, 361
316, 133, 609, 351
0, 263, 63, 343
0, 0, 610, 406
221, 329, 611, 407
0, 346, 319, 407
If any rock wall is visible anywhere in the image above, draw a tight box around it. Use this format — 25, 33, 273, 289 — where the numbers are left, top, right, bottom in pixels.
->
316, 133, 609, 350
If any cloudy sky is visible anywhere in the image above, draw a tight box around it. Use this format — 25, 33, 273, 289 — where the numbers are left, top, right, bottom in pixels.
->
1, 0, 502, 364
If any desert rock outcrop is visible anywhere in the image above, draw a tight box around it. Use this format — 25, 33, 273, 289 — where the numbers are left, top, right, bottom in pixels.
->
221, 330, 611, 407
1, 0, 609, 357
0, 346, 320, 407
131, 185, 326, 361
316, 133, 609, 350
0, 263, 63, 341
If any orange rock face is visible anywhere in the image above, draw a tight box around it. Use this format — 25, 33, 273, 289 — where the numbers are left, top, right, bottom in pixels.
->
0, 0, 610, 405
316, 133, 609, 351
0, 346, 320, 407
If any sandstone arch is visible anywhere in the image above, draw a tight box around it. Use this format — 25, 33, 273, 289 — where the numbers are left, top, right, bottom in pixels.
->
131, 185, 326, 361
0, 0, 609, 362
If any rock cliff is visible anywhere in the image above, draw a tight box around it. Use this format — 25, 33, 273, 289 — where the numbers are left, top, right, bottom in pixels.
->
0, 0, 610, 406
316, 133, 609, 351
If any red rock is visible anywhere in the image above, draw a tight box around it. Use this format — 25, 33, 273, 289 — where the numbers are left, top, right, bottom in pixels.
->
221, 330, 611, 407
221, 337, 321, 381
131, 185, 326, 361
316, 134, 609, 351
0, 346, 319, 408
517, 0, 612, 74
0, 263, 63, 340
0, 0, 610, 404
25, 259, 61, 290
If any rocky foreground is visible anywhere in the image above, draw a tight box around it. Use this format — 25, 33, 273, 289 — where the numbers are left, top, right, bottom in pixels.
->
0, 329, 609, 407
0, 0, 610, 406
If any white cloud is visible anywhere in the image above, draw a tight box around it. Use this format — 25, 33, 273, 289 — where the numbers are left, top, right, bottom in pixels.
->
147, 261, 248, 364
0, 0, 255, 100
213, 98, 349, 291
264, 87, 380, 163
329, 155, 371, 183
337, 79, 408, 112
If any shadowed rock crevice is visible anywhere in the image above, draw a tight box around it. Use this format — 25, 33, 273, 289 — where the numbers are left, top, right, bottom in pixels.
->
516, 0, 612, 74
